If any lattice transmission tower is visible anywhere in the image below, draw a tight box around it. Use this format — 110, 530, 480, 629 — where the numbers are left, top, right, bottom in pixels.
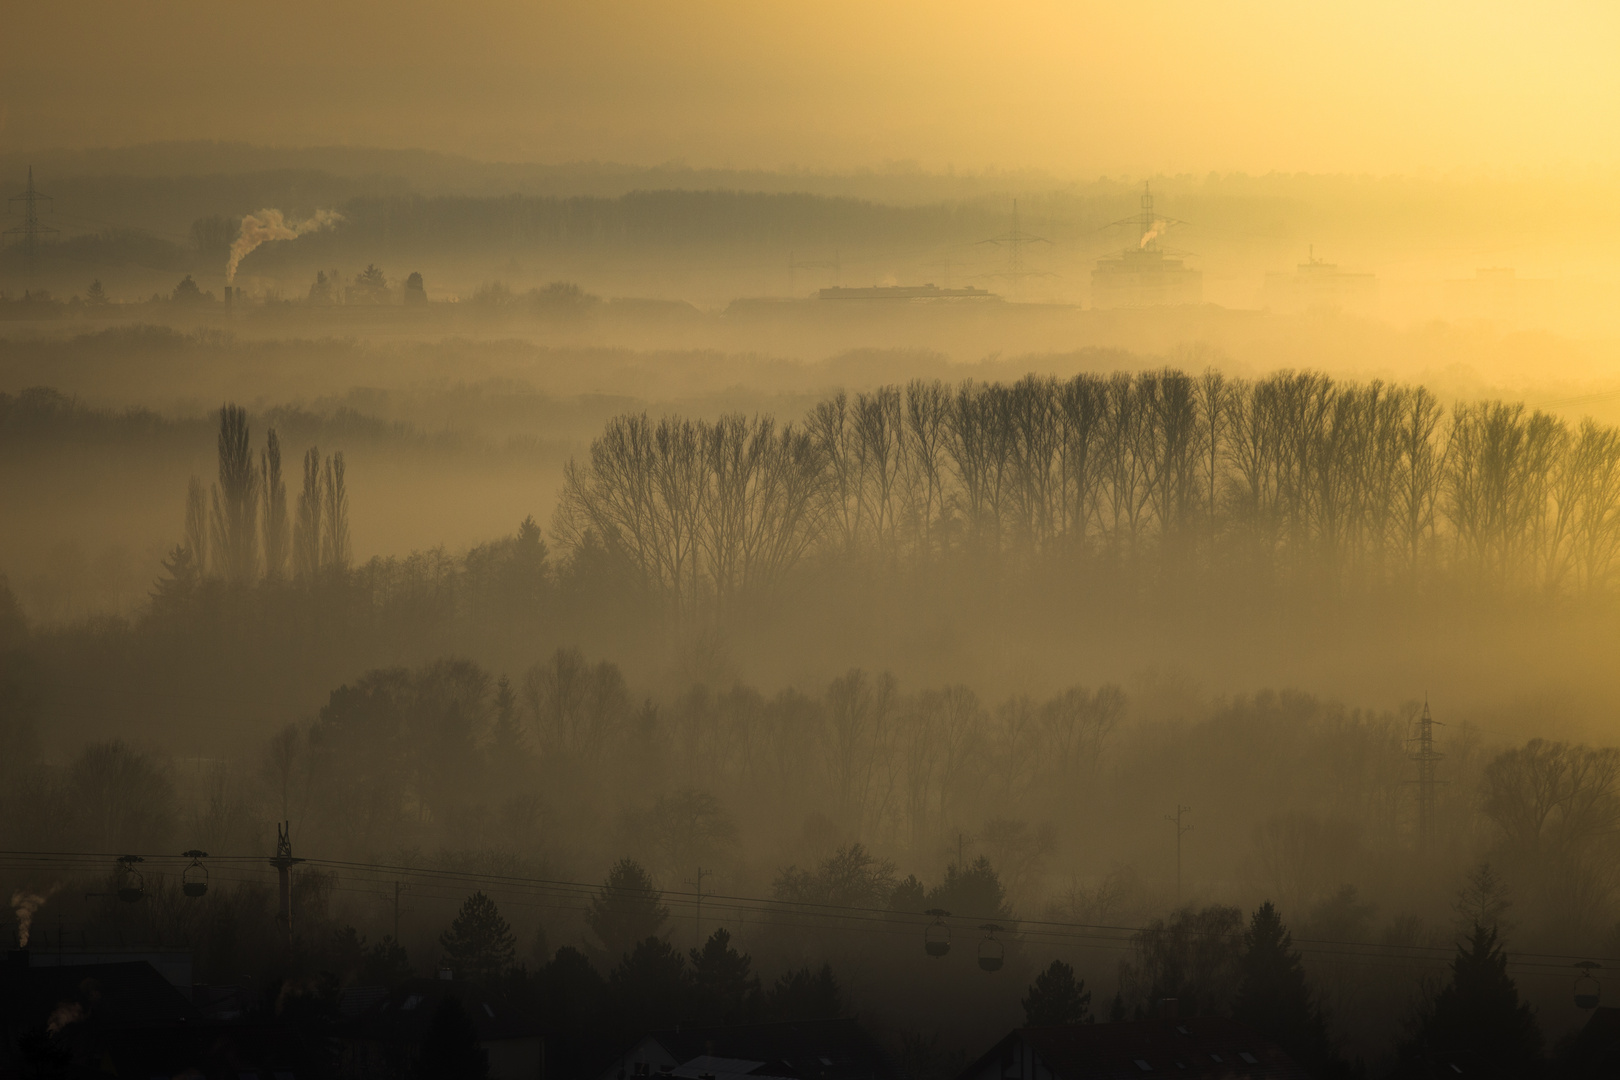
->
6, 167, 58, 291
1410, 699, 1444, 849
979, 199, 1053, 289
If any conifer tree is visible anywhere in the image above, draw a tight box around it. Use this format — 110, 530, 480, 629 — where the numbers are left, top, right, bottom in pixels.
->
439, 891, 517, 985
1232, 902, 1343, 1076
765, 963, 842, 1021
1022, 959, 1092, 1026
587, 858, 669, 959
689, 927, 760, 1025
1404, 922, 1542, 1074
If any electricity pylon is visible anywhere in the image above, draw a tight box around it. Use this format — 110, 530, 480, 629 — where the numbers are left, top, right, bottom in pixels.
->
6, 167, 59, 291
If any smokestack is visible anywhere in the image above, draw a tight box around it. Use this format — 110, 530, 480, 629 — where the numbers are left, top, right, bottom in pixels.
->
224, 285, 233, 309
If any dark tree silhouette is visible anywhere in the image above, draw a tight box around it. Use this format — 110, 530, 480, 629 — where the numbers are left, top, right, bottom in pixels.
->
927, 856, 1011, 920
689, 928, 760, 1025
439, 892, 516, 985
539, 947, 607, 1075
1022, 959, 1092, 1026
405, 271, 427, 304
608, 936, 690, 1035
765, 963, 843, 1021
1232, 903, 1342, 1077
587, 858, 669, 958
419, 995, 487, 1080
1403, 922, 1542, 1074
211, 404, 259, 584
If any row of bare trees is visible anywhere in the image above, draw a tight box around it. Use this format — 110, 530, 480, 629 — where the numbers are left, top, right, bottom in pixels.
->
557, 370, 1620, 623
161, 405, 350, 595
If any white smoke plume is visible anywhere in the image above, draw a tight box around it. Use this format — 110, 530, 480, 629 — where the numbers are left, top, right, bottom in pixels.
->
226, 208, 343, 284
12, 884, 60, 947
47, 1001, 85, 1034
1139, 219, 1169, 248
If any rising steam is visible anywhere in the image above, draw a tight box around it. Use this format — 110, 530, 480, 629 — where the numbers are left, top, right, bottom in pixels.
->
226, 208, 343, 283
11, 884, 60, 948
1139, 219, 1169, 248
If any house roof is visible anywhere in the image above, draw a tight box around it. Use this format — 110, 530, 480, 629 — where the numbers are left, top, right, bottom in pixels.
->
1561, 1006, 1620, 1079
960, 1019, 1312, 1080
343, 977, 539, 1043
639, 1018, 901, 1080
0, 953, 194, 1031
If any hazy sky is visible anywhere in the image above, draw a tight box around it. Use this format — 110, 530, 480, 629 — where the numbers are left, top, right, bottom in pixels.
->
5, 0, 1619, 174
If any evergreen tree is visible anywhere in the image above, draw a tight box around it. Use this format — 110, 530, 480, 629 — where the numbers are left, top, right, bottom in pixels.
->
539, 947, 607, 1074
1022, 959, 1092, 1026
1404, 922, 1542, 1074
1232, 903, 1342, 1077
418, 995, 487, 1080
608, 936, 690, 1035
587, 858, 669, 958
85, 279, 107, 305
1109, 991, 1126, 1022
689, 928, 760, 1024
151, 544, 199, 611
766, 963, 843, 1021
439, 892, 517, 985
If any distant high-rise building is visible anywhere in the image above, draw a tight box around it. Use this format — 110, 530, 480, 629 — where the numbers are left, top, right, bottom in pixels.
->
1264, 247, 1378, 314
1091, 184, 1202, 308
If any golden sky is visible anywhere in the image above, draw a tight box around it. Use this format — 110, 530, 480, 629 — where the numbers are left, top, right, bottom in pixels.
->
5, 0, 1619, 173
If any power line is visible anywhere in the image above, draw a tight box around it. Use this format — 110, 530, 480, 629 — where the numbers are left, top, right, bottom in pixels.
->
2, 848, 1613, 973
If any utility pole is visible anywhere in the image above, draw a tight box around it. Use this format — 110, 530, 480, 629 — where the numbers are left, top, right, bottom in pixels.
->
393, 881, 402, 943
6, 167, 59, 292
1166, 805, 1193, 905
267, 821, 304, 946
1411, 699, 1444, 850
685, 866, 711, 947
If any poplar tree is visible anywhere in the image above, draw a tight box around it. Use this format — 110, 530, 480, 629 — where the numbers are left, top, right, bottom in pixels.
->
261, 428, 289, 580
294, 447, 323, 578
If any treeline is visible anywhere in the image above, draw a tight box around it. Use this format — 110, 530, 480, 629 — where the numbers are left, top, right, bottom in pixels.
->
559, 370, 1620, 623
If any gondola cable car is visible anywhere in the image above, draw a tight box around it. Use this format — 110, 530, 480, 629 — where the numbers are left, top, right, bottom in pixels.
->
114, 855, 145, 902
1575, 961, 1602, 1009
182, 850, 209, 897
977, 923, 1006, 972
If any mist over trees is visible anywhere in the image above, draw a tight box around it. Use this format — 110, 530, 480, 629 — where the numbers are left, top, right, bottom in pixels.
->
6, 366, 1620, 1074
559, 371, 1620, 633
